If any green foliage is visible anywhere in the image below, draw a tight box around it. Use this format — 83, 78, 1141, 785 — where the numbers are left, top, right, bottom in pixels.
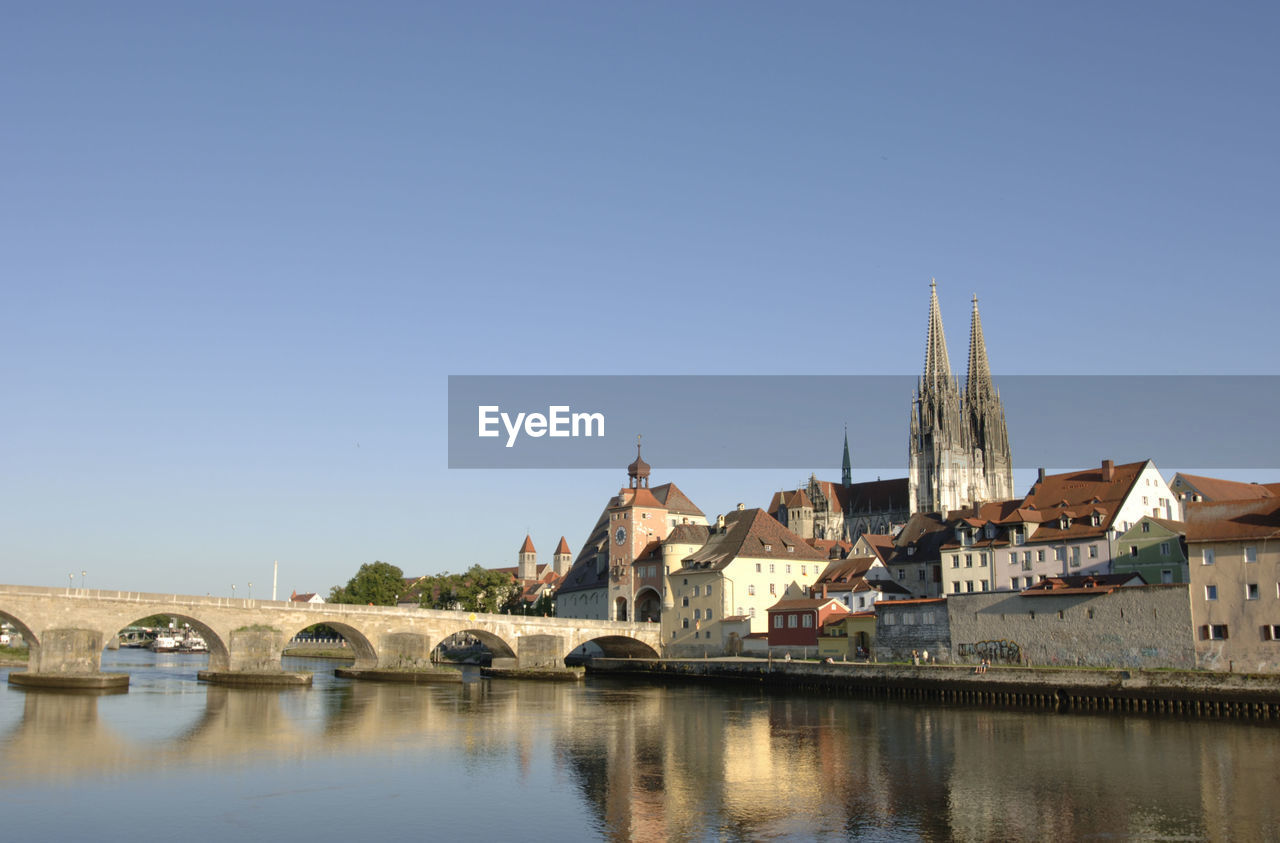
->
329, 561, 405, 606
521, 592, 556, 617
418, 565, 522, 614
132, 614, 176, 629
0, 645, 28, 661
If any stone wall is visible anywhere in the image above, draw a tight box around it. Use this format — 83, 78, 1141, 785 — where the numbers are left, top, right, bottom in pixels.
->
876, 601, 951, 663
946, 584, 1194, 670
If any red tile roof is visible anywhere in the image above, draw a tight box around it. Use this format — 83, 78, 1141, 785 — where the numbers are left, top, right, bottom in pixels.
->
682, 508, 827, 571
1184, 498, 1280, 542
1173, 473, 1276, 503
519, 534, 536, 554
555, 536, 571, 555
651, 482, 705, 517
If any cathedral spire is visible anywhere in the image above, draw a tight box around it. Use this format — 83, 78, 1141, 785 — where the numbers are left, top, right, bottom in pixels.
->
841, 426, 851, 488
923, 279, 953, 388
966, 294, 994, 403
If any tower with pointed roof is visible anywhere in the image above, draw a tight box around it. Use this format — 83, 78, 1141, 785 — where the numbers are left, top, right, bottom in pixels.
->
841, 427, 852, 488
518, 534, 538, 580
908, 281, 1014, 514
553, 536, 573, 577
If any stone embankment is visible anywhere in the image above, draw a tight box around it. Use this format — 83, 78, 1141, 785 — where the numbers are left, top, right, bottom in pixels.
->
587, 658, 1280, 719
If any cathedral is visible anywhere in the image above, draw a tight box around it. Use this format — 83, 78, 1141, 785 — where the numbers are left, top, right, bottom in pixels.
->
908, 280, 1014, 514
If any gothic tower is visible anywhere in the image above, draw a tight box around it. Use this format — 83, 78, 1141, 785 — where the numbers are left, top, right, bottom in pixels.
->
908, 281, 1013, 514
964, 295, 1015, 504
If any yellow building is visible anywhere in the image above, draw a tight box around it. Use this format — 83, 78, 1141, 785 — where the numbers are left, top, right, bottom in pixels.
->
663, 506, 828, 656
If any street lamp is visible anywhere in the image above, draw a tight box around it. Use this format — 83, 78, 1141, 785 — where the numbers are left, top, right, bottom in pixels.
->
231, 584, 236, 600
248, 582, 253, 600
67, 573, 73, 592
81, 570, 87, 590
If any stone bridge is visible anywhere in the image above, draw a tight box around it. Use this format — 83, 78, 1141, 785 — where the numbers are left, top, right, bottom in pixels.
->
0, 584, 661, 687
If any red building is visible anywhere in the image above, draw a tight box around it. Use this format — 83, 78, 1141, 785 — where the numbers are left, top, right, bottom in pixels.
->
766, 597, 850, 647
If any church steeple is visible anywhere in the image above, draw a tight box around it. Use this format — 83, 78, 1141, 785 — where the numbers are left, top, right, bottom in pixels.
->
841, 426, 852, 488
627, 435, 650, 489
923, 278, 954, 388
965, 294, 994, 404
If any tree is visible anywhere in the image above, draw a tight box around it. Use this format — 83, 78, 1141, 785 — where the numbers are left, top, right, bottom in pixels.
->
329, 561, 404, 606
418, 565, 521, 614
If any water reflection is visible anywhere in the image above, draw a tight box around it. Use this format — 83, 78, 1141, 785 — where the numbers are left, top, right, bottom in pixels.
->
1, 657, 1276, 840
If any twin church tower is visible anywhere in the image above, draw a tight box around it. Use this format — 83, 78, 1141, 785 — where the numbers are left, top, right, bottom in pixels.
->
908, 280, 1014, 515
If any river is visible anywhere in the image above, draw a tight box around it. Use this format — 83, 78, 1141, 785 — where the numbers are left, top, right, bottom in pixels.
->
1, 651, 1276, 841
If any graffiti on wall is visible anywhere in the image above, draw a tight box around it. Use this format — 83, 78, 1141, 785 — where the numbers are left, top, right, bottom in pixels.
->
957, 639, 1022, 664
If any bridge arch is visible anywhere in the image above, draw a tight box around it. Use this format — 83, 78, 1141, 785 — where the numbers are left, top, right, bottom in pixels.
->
434, 627, 517, 664
281, 620, 377, 670
0, 608, 40, 667
109, 612, 231, 672
570, 634, 660, 661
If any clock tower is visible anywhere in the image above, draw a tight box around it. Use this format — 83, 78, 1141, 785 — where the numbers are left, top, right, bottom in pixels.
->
606, 439, 668, 621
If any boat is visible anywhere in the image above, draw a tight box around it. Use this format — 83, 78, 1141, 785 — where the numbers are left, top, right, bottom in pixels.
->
179, 633, 208, 654
149, 634, 180, 653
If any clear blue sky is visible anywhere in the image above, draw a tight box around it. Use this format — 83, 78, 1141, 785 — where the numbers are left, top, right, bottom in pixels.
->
3, 2, 1277, 598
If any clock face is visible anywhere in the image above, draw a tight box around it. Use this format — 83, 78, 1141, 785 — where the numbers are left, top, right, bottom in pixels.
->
614, 526, 627, 545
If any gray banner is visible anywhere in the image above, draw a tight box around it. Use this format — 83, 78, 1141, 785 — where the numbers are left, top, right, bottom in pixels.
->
448, 375, 1280, 470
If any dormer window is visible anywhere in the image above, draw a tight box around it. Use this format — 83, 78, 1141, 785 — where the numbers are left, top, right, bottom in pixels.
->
907, 546, 915, 556
1091, 513, 1101, 527
984, 523, 995, 539
1060, 516, 1071, 530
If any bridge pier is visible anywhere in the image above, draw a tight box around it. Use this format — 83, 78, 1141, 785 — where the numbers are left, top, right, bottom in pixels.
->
7, 628, 130, 691
198, 624, 311, 687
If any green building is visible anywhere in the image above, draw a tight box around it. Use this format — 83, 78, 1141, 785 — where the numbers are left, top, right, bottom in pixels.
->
1112, 517, 1188, 584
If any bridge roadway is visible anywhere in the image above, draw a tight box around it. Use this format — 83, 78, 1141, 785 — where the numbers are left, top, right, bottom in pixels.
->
0, 584, 661, 687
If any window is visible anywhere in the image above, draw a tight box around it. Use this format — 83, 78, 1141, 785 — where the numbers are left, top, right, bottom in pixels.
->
857, 596, 866, 608
801, 615, 813, 628
764, 544, 772, 552
952, 582, 961, 594
1055, 547, 1066, 563
750, 607, 756, 618
774, 615, 783, 629
966, 581, 974, 593
980, 553, 988, 567
706, 584, 713, 597
1089, 545, 1098, 559
788, 615, 798, 628
786, 565, 792, 574
1071, 547, 1081, 568
682, 618, 689, 629
1161, 570, 1173, 584
1246, 583, 1260, 601
965, 554, 973, 568
769, 564, 775, 573
682, 596, 689, 607
898, 569, 906, 581
1129, 545, 1139, 558
951, 555, 960, 568
1008, 552, 1017, 565
1205, 585, 1218, 601
1159, 542, 1169, 556
1013, 529, 1025, 546
1037, 550, 1046, 563
693, 608, 701, 620
755, 563, 761, 572
1142, 521, 1151, 533
1246, 546, 1258, 563
746, 585, 755, 596
1263, 625, 1280, 641
1200, 624, 1229, 640
769, 583, 776, 596
1022, 558, 1032, 571
980, 580, 989, 591
801, 566, 807, 575
706, 608, 713, 620
737, 606, 744, 616
1203, 548, 1215, 565
918, 569, 926, 581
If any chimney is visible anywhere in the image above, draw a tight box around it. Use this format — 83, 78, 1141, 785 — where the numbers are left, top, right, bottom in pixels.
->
1102, 459, 1115, 482
716, 514, 725, 532
822, 583, 828, 598
737, 502, 745, 511
1037, 468, 1046, 484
